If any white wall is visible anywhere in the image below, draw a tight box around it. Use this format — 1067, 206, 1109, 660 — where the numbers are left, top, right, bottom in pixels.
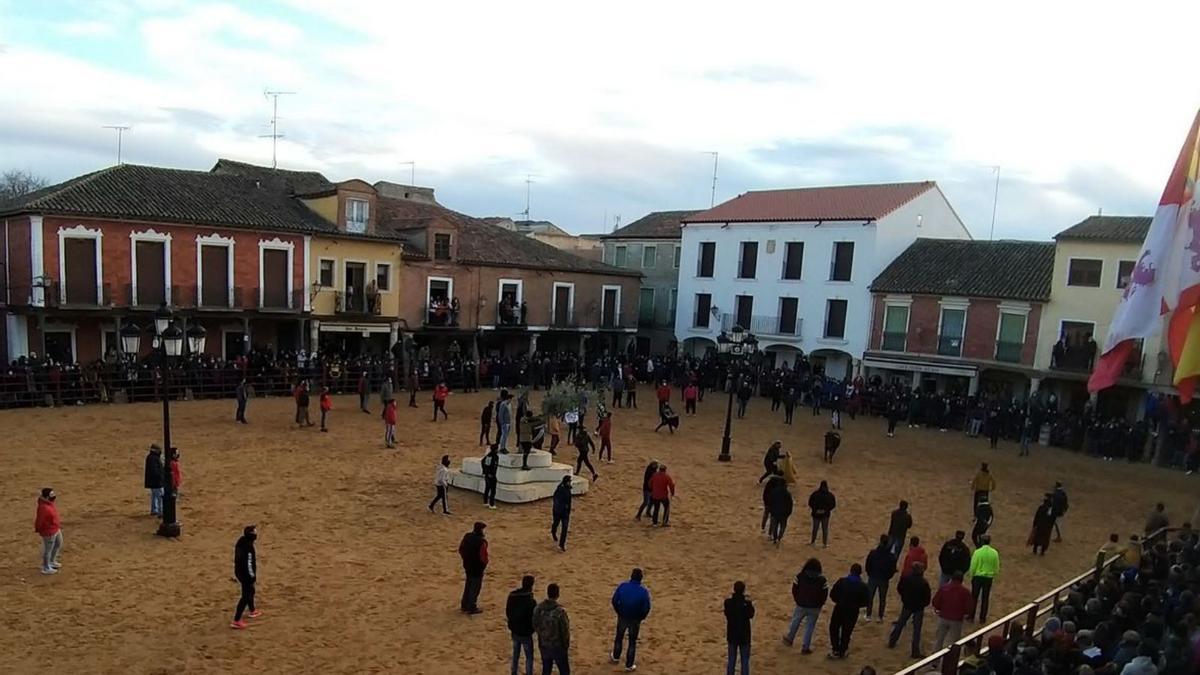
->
675, 186, 969, 376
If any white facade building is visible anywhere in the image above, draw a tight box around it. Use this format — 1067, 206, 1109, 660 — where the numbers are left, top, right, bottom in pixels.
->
674, 182, 971, 379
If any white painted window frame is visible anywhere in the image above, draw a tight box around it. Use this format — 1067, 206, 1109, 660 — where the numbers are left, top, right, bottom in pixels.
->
43, 324, 78, 362
551, 281, 576, 323
601, 284, 623, 326
130, 228, 173, 306
936, 297, 970, 356
374, 261, 393, 293
672, 244, 681, 269
642, 244, 657, 269
317, 257, 337, 288
196, 233, 236, 308
57, 224, 104, 305
427, 275, 454, 304
345, 198, 369, 234
1066, 256, 1104, 288
1115, 259, 1136, 289
257, 237, 295, 309
693, 292, 713, 329
613, 244, 628, 268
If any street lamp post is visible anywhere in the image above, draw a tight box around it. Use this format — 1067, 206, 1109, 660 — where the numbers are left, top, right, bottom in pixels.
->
716, 325, 758, 462
120, 305, 206, 538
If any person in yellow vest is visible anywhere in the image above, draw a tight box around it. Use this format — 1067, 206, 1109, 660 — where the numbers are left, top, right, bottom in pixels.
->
966, 533, 999, 623
970, 463, 996, 510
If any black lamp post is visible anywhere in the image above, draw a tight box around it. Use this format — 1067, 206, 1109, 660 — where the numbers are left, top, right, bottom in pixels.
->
716, 325, 758, 462
121, 305, 206, 538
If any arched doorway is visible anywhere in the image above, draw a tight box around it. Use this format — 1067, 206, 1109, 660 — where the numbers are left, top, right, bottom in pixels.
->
682, 336, 717, 358
810, 348, 855, 380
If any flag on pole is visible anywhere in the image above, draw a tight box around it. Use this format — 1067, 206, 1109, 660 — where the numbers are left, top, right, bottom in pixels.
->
1089, 109, 1200, 398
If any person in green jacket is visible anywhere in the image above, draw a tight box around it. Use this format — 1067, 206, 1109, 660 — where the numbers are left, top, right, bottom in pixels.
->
966, 534, 1000, 623
533, 583, 571, 674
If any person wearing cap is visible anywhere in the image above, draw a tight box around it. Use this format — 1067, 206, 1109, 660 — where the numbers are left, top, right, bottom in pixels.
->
34, 488, 63, 574
144, 444, 164, 517
551, 476, 573, 551
458, 521, 489, 614
230, 524, 262, 629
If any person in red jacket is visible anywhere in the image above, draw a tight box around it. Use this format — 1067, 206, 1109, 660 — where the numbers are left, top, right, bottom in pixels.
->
596, 411, 614, 463
35, 488, 63, 574
683, 383, 699, 415
319, 386, 333, 432
655, 381, 671, 414
900, 536, 928, 577
931, 572, 973, 650
649, 464, 676, 527
433, 382, 450, 421
168, 448, 182, 497
383, 399, 397, 448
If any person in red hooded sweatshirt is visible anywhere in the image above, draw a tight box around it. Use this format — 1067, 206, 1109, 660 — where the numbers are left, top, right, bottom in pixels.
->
900, 536, 928, 578
649, 464, 676, 527
433, 381, 450, 421
35, 487, 63, 575
596, 411, 614, 463
383, 398, 398, 448
167, 448, 182, 500
319, 386, 333, 432
683, 382, 699, 416
655, 381, 671, 414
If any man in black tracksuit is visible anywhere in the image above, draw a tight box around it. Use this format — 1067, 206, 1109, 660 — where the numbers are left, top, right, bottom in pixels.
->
827, 563, 869, 659
481, 444, 500, 509
937, 530, 972, 587
230, 525, 260, 628
506, 575, 537, 675
551, 476, 572, 551
864, 534, 897, 621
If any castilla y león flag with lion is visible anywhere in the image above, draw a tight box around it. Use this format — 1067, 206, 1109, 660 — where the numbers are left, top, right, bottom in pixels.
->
1089, 109, 1200, 401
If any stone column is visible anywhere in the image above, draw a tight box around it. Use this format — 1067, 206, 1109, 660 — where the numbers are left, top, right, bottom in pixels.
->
911, 371, 921, 389
310, 319, 321, 352
529, 333, 539, 355
578, 334, 586, 358
389, 322, 399, 349
968, 374, 979, 395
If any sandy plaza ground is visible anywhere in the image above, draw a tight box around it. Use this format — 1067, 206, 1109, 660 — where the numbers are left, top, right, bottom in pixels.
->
1, 386, 1197, 675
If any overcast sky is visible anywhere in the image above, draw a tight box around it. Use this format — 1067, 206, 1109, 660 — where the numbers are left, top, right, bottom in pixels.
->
1, 0, 1197, 239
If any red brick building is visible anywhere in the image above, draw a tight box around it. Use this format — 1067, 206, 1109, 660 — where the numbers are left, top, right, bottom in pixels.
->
1, 163, 329, 363
862, 239, 1055, 399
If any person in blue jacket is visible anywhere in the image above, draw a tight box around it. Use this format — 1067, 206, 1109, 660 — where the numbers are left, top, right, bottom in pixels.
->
611, 568, 652, 671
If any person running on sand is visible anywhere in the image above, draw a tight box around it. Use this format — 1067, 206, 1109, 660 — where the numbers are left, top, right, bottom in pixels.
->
229, 525, 262, 629
319, 386, 332, 432
887, 500, 913, 557
479, 401, 494, 446
572, 427, 598, 480
823, 431, 841, 464
551, 475, 572, 551
759, 441, 782, 484
655, 403, 680, 434
547, 414, 562, 455
429, 455, 452, 514
972, 497, 994, 547
481, 444, 499, 510
649, 465, 675, 526
864, 534, 898, 623
383, 398, 397, 448
34, 487, 63, 575
784, 557, 828, 654
1051, 482, 1069, 542
888, 561, 931, 659
636, 461, 659, 521
596, 411, 614, 463
970, 463, 995, 510
433, 382, 450, 421
808, 481, 836, 547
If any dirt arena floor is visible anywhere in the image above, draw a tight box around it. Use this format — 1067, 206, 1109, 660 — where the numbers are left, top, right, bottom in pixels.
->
1, 387, 1197, 675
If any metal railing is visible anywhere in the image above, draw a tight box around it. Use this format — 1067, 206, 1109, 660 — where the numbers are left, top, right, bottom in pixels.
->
882, 331, 907, 352
719, 313, 801, 337
48, 281, 114, 308
994, 341, 1023, 363
334, 291, 381, 316
893, 526, 1175, 675
496, 305, 526, 327
258, 288, 305, 312
937, 334, 963, 357
423, 303, 462, 327
124, 283, 182, 309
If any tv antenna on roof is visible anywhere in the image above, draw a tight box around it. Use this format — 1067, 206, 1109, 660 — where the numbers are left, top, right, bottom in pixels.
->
102, 125, 130, 165
706, 151, 719, 207
261, 89, 296, 169
517, 174, 537, 221
399, 161, 415, 185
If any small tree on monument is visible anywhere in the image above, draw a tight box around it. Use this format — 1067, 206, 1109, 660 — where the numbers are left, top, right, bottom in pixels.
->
541, 380, 609, 423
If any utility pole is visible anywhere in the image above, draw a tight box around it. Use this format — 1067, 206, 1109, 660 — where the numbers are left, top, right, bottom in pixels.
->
707, 151, 720, 207
261, 89, 295, 169
400, 161, 415, 185
989, 165, 1001, 241
102, 125, 130, 165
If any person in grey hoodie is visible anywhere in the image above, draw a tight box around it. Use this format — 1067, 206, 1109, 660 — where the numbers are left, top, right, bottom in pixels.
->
497, 390, 514, 452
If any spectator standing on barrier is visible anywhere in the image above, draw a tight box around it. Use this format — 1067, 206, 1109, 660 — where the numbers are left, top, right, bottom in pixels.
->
783, 557, 828, 654
496, 390, 513, 453
506, 575, 537, 675
937, 531, 971, 587
383, 397, 397, 448
809, 480, 836, 547
966, 533, 999, 623
931, 571, 972, 650
34, 487, 63, 575
827, 562, 869, 660
610, 568, 652, 671
723, 580, 755, 675
888, 561, 931, 659
144, 444, 164, 517
357, 371, 370, 414
458, 521, 488, 614
479, 401, 494, 446
864, 534, 897, 623
1051, 481, 1069, 542
235, 378, 249, 424
319, 386, 332, 432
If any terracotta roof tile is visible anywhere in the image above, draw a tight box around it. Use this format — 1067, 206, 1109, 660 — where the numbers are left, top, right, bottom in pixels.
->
684, 181, 936, 224
871, 238, 1055, 301
604, 210, 699, 239
1054, 215, 1151, 243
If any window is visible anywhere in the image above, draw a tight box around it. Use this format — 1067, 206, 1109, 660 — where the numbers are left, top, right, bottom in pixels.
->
782, 242, 804, 280
995, 312, 1026, 362
694, 293, 712, 328
778, 297, 799, 335
882, 305, 909, 351
669, 288, 678, 315
639, 287, 656, 325
318, 259, 335, 287
734, 294, 754, 330
375, 263, 391, 291
614, 245, 628, 268
673, 245, 681, 269
1116, 260, 1136, 289
830, 242, 854, 281
1067, 258, 1102, 287
738, 241, 758, 279
434, 233, 452, 260
642, 245, 657, 268
824, 299, 848, 338
697, 242, 716, 277
346, 198, 369, 233
938, 307, 967, 356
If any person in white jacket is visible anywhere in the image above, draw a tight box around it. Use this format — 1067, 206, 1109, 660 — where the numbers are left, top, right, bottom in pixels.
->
428, 455, 452, 514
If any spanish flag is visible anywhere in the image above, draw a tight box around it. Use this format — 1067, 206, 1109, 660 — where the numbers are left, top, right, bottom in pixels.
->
1090, 109, 1200, 399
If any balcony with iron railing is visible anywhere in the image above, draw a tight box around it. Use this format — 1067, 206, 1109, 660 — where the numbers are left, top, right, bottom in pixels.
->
937, 334, 963, 357
495, 303, 526, 328
334, 290, 381, 316
994, 340, 1023, 363
719, 313, 801, 338
257, 288, 305, 312
123, 283, 182, 309
601, 314, 634, 330
423, 302, 461, 328
881, 331, 907, 352
48, 281, 114, 309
